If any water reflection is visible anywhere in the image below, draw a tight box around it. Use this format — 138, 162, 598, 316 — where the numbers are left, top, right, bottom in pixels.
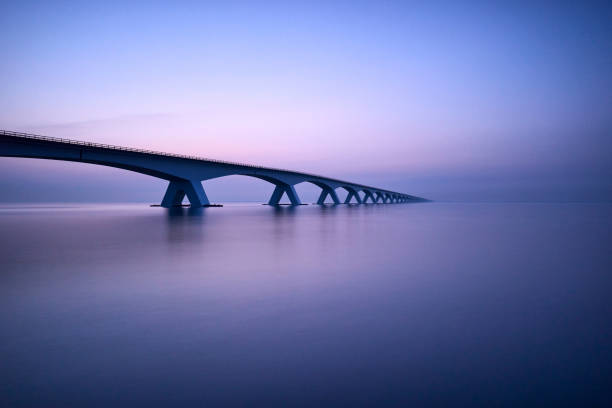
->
164, 207, 206, 244
1, 203, 611, 407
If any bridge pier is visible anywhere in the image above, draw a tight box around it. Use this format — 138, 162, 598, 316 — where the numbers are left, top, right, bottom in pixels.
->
344, 187, 362, 204
362, 190, 375, 203
161, 179, 210, 207
317, 187, 340, 205
268, 183, 302, 205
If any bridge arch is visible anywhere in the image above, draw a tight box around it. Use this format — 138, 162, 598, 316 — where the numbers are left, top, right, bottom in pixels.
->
356, 188, 376, 203
341, 186, 362, 204
302, 180, 340, 205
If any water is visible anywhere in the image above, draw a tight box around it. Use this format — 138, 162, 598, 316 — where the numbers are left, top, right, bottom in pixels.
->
1, 202, 611, 407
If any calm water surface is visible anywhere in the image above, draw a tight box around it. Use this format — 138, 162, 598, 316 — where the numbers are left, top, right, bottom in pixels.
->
1, 203, 611, 407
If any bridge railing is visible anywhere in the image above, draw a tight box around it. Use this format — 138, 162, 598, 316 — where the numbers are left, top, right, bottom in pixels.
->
0, 129, 296, 171
0, 129, 402, 195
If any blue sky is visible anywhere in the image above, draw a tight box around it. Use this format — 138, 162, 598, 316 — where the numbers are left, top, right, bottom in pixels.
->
1, 1, 611, 202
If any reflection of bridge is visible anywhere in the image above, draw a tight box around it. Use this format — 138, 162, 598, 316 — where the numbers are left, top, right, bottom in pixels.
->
1, 130, 426, 207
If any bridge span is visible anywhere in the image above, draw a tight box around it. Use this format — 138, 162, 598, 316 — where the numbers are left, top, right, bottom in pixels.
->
0, 130, 426, 207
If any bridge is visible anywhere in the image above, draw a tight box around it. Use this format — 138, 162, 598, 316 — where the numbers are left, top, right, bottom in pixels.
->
0, 130, 426, 207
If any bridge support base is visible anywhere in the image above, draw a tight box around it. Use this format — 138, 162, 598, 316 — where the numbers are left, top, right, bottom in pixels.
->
344, 189, 362, 204
268, 184, 302, 205
363, 191, 375, 203
317, 188, 340, 205
161, 179, 210, 207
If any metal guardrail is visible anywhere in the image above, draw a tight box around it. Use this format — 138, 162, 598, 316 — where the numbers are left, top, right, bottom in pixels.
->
0, 129, 286, 170
0, 129, 404, 195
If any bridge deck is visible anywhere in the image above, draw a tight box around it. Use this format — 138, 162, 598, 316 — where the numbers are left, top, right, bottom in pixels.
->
1, 129, 426, 206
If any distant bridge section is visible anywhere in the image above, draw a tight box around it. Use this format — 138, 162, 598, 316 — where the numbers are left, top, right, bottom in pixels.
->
0, 130, 426, 207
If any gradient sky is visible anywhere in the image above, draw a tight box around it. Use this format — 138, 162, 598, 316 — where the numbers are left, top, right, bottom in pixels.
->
1, 1, 611, 202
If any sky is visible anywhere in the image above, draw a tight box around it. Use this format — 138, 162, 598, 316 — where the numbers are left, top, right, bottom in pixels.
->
1, 0, 611, 202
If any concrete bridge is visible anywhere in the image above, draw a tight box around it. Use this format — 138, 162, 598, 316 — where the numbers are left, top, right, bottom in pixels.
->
0, 130, 426, 207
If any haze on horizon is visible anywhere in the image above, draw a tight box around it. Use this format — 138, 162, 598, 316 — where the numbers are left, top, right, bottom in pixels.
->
1, 1, 610, 203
